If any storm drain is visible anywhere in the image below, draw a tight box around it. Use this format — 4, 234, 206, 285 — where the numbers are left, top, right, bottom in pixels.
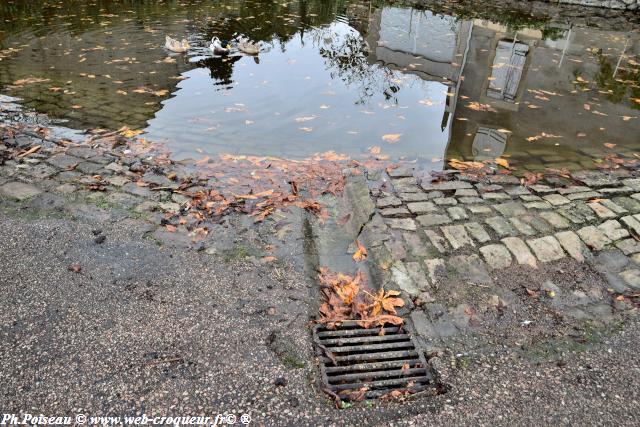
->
313, 321, 433, 401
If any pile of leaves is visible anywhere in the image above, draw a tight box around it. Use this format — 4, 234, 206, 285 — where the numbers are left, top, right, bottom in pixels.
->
317, 267, 404, 329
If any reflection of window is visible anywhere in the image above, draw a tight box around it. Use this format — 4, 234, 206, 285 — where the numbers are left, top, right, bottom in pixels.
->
472, 127, 507, 160
487, 40, 529, 102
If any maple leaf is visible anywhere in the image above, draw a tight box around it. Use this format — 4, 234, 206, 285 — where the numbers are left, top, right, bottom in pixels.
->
353, 240, 367, 262
382, 133, 402, 143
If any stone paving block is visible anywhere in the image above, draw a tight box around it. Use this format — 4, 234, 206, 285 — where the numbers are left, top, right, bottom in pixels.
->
479, 244, 512, 269
406, 261, 430, 291
529, 184, 555, 194
623, 178, 640, 191
524, 201, 553, 210
612, 197, 640, 213
46, 154, 81, 170
455, 189, 478, 197
539, 211, 570, 229
406, 201, 437, 214
421, 181, 473, 192
573, 202, 598, 222
567, 191, 602, 201
417, 214, 451, 227
557, 207, 586, 224
509, 217, 537, 236
587, 202, 617, 219
441, 225, 474, 250
29, 164, 58, 179
0, 181, 42, 200
468, 205, 493, 214
386, 218, 417, 231
447, 206, 468, 221
598, 220, 629, 241
615, 239, 640, 256
502, 237, 537, 267
577, 226, 612, 251
403, 232, 430, 257
558, 186, 592, 195
424, 230, 448, 253
520, 194, 542, 202
424, 258, 446, 284
387, 166, 414, 178
528, 236, 565, 263
433, 197, 457, 206
458, 196, 483, 204
494, 201, 527, 217
486, 216, 517, 237
399, 192, 430, 203
600, 199, 628, 215
619, 270, 640, 289
380, 207, 411, 218
391, 262, 421, 298
555, 231, 591, 262
449, 254, 492, 284
488, 175, 519, 185
107, 176, 129, 187
67, 146, 99, 159
600, 187, 634, 196
122, 182, 153, 198
621, 215, 640, 235
482, 192, 510, 201
384, 239, 407, 260
504, 186, 531, 196
465, 222, 491, 243
542, 193, 570, 206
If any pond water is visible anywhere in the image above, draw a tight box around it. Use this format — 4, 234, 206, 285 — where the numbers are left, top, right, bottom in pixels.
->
0, 0, 639, 171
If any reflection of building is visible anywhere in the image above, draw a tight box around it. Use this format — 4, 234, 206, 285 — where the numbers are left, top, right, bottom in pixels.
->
444, 19, 640, 167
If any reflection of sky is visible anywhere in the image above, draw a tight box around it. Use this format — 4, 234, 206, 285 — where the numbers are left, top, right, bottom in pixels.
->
144, 19, 451, 160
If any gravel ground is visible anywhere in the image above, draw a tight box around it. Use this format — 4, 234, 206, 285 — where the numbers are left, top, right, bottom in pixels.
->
1, 212, 640, 426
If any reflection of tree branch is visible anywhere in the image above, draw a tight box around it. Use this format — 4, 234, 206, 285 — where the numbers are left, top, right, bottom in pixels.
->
314, 27, 401, 105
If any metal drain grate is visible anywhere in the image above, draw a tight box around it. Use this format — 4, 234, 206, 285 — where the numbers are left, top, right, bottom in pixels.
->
313, 321, 433, 401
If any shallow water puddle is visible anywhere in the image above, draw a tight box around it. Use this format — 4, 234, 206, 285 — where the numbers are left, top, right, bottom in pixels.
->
0, 0, 638, 170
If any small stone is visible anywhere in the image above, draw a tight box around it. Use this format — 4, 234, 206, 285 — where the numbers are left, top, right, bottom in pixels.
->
407, 202, 437, 214
539, 211, 570, 229
465, 222, 491, 243
274, 377, 287, 387
528, 236, 565, 263
441, 225, 474, 250
502, 237, 537, 267
598, 220, 629, 241
94, 235, 106, 244
447, 206, 468, 221
619, 270, 640, 289
555, 231, 591, 262
587, 202, 617, 219
485, 216, 517, 237
0, 181, 42, 200
386, 218, 417, 231
615, 239, 640, 256
417, 214, 451, 227
542, 194, 570, 206
479, 244, 512, 269
577, 226, 612, 251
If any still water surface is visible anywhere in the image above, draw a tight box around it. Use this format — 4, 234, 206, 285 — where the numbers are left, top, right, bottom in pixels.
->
0, 0, 638, 170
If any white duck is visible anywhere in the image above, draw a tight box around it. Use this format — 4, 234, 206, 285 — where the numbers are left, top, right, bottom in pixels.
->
210, 37, 230, 55
165, 36, 190, 53
236, 36, 260, 55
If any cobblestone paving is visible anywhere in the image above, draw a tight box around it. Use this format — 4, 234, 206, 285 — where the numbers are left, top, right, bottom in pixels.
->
356, 165, 640, 348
